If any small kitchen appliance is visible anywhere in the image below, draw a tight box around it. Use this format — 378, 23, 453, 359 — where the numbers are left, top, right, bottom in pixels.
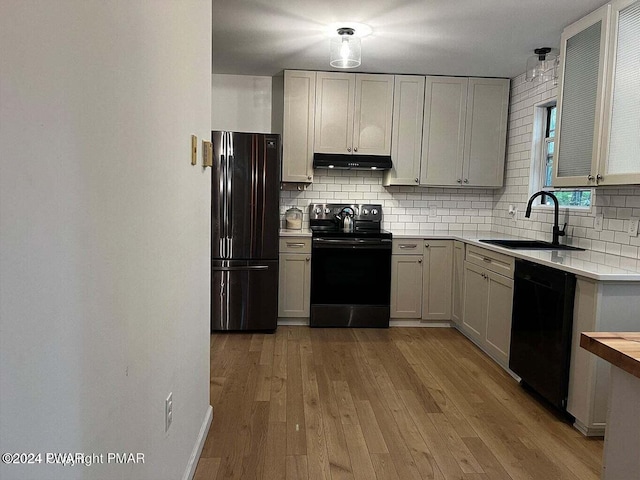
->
309, 203, 392, 327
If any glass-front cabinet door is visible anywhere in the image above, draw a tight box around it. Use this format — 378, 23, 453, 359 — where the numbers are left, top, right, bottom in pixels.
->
553, 4, 610, 188
598, 0, 640, 185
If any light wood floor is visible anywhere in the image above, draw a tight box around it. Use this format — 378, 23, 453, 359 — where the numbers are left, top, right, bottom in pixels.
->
195, 327, 603, 480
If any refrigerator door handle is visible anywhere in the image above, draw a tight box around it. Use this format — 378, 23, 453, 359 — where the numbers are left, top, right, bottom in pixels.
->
211, 265, 270, 271
227, 155, 234, 258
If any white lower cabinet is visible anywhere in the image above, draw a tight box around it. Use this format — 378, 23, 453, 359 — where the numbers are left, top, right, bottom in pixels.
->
390, 239, 453, 321
451, 241, 465, 326
461, 245, 514, 368
567, 277, 640, 436
390, 239, 423, 319
278, 237, 311, 319
422, 240, 453, 321
390, 254, 423, 318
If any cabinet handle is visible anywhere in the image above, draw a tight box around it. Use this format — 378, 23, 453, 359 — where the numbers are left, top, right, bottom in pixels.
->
483, 257, 491, 263
588, 174, 594, 181
463, 179, 469, 184
347, 147, 351, 152
418, 259, 422, 263
286, 242, 306, 248
399, 244, 417, 249
425, 243, 430, 248
307, 175, 312, 180
457, 179, 462, 183
306, 257, 310, 261
597, 174, 603, 181
415, 178, 419, 183
354, 147, 358, 152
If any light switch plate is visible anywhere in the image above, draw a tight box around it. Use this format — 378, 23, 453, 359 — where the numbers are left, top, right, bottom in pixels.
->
594, 214, 603, 232
202, 141, 213, 168
191, 135, 197, 165
629, 218, 639, 237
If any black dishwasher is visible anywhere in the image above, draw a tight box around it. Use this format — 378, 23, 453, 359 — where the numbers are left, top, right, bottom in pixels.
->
510, 259, 576, 412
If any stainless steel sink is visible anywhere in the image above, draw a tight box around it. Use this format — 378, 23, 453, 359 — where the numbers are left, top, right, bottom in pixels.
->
479, 239, 585, 251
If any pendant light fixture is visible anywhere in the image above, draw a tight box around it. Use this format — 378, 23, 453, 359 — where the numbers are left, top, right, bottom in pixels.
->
330, 27, 361, 69
525, 47, 559, 84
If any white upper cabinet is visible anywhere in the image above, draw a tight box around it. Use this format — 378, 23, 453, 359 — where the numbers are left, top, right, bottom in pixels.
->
463, 78, 510, 187
281, 70, 316, 183
598, 0, 640, 185
420, 77, 467, 186
383, 75, 425, 186
553, 4, 611, 188
421, 77, 509, 188
314, 72, 394, 155
555, 0, 640, 187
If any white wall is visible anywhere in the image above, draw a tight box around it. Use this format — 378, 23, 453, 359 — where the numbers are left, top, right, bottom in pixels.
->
0, 2, 211, 479
211, 74, 272, 133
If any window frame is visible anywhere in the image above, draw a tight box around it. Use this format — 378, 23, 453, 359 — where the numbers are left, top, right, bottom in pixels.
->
529, 99, 594, 213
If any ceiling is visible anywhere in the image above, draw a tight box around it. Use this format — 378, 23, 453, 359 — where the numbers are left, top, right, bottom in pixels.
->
212, 0, 607, 78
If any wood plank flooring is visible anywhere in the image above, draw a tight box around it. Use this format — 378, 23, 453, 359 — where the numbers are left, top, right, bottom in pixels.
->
195, 327, 603, 480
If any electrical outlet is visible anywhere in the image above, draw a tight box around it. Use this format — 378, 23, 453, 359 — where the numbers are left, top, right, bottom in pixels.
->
429, 206, 437, 217
594, 214, 603, 232
629, 218, 639, 237
165, 392, 173, 432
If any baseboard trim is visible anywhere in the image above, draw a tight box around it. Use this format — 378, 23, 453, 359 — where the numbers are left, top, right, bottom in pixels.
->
277, 319, 453, 328
389, 320, 452, 327
572, 418, 606, 437
183, 405, 213, 480
277, 318, 309, 326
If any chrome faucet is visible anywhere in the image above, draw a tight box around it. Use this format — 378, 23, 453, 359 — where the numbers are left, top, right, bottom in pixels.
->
525, 191, 566, 246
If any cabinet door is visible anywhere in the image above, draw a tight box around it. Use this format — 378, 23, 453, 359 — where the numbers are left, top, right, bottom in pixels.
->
278, 253, 311, 317
314, 72, 355, 154
553, 4, 610, 187
384, 75, 424, 186
282, 70, 316, 182
353, 74, 394, 155
484, 270, 514, 367
462, 261, 487, 345
451, 241, 465, 326
422, 240, 453, 321
390, 254, 423, 318
421, 77, 467, 186
462, 78, 509, 187
598, 0, 640, 185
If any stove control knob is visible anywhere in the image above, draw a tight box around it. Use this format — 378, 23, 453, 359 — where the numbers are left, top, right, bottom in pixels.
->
324, 207, 331, 214
314, 207, 322, 215
362, 208, 369, 215
371, 208, 379, 215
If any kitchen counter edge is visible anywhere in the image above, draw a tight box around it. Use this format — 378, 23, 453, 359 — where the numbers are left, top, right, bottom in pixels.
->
580, 332, 640, 380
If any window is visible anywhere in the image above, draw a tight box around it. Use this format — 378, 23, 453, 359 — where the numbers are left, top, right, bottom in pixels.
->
530, 102, 592, 209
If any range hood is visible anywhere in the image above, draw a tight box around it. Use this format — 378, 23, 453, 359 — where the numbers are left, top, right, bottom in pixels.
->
313, 153, 392, 171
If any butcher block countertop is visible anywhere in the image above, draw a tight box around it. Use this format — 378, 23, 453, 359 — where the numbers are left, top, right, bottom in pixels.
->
580, 332, 640, 380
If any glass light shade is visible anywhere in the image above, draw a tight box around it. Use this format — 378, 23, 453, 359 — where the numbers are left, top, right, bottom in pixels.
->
526, 50, 559, 83
330, 32, 361, 68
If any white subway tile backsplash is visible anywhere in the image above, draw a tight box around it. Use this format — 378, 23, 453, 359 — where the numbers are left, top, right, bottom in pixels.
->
281, 72, 640, 247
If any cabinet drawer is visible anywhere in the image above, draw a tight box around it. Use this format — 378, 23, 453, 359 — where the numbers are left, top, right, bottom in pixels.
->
279, 237, 312, 254
466, 245, 514, 278
392, 238, 423, 254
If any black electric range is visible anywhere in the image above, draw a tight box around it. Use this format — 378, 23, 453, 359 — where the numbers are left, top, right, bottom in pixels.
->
308, 204, 392, 327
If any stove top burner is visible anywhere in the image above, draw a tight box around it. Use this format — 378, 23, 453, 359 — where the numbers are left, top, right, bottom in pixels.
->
309, 203, 387, 237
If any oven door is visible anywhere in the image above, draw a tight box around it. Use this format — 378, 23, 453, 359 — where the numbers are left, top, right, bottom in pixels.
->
310, 237, 391, 327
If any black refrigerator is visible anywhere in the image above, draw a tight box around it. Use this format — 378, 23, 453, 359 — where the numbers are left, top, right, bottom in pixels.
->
211, 131, 281, 331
